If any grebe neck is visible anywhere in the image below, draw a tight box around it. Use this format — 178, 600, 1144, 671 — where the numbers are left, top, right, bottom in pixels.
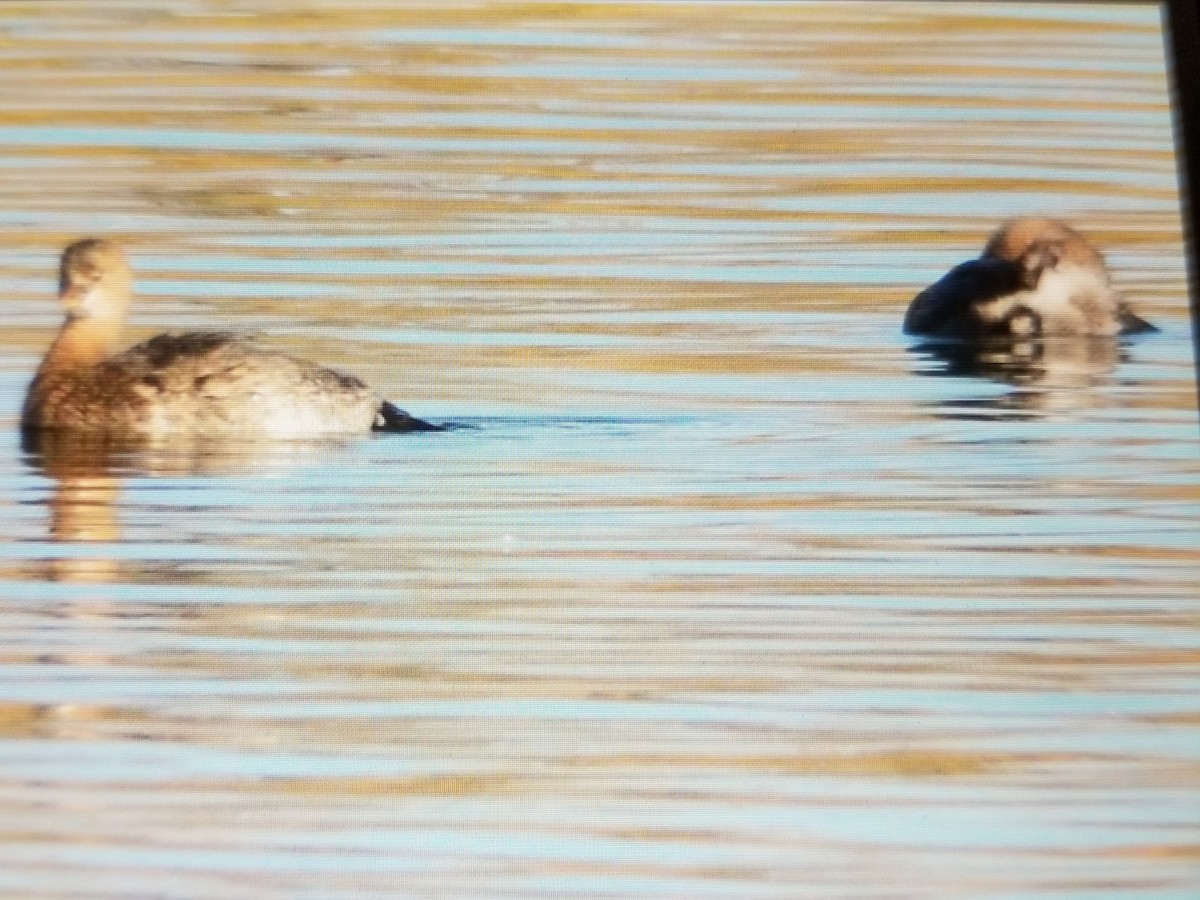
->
37, 313, 124, 376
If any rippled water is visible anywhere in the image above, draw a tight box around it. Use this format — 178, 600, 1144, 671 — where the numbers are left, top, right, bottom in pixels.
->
1, 2, 1197, 897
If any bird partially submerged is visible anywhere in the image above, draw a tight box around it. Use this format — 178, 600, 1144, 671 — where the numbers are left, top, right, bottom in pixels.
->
903, 217, 1155, 339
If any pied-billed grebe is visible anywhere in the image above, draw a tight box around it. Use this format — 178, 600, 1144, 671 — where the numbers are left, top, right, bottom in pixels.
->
903, 217, 1156, 339
21, 238, 440, 438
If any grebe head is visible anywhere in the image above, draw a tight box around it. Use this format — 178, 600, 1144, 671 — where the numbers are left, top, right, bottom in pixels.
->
1015, 238, 1062, 291
982, 216, 1106, 272
57, 238, 133, 323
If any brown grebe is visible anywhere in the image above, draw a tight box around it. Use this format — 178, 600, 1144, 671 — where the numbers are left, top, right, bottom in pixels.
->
21, 239, 439, 438
903, 217, 1155, 339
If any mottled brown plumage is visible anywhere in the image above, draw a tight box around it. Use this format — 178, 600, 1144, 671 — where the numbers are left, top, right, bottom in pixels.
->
22, 239, 438, 438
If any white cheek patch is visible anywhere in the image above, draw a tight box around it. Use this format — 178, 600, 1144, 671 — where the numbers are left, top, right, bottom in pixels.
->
1028, 263, 1093, 314
968, 261, 1115, 333
79, 285, 114, 319
971, 292, 1025, 325
1036, 262, 1121, 333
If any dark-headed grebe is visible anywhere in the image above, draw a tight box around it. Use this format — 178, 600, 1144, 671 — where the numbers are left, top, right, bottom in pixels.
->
21, 238, 439, 438
903, 217, 1155, 339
